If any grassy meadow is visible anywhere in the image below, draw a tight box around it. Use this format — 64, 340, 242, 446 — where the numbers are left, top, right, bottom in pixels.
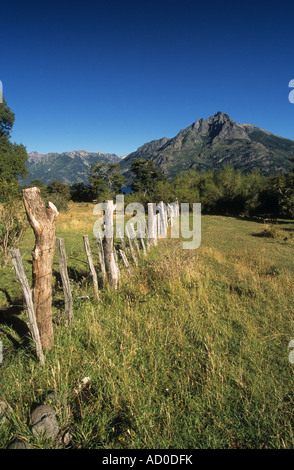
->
0, 202, 294, 449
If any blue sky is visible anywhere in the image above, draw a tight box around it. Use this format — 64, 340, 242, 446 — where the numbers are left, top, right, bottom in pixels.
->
1, 0, 294, 156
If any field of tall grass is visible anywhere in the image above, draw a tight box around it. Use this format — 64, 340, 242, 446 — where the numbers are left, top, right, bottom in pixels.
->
0, 203, 294, 449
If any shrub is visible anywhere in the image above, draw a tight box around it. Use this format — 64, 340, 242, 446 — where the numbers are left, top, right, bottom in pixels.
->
0, 182, 28, 266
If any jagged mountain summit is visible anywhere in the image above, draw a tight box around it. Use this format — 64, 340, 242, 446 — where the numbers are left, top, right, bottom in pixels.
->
120, 112, 294, 177
24, 150, 121, 185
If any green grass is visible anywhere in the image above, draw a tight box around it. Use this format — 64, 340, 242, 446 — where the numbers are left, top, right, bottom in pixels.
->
0, 204, 294, 448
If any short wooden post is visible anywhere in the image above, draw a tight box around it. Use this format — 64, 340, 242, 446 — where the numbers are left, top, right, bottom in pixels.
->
125, 226, 138, 267
119, 249, 132, 275
156, 212, 161, 238
96, 233, 107, 284
10, 249, 45, 365
57, 238, 73, 327
147, 203, 157, 247
117, 228, 131, 266
117, 228, 127, 252
140, 237, 147, 256
145, 224, 150, 250
22, 187, 59, 351
130, 223, 141, 258
83, 235, 99, 300
113, 246, 120, 279
138, 220, 147, 256
103, 200, 119, 289
160, 201, 168, 236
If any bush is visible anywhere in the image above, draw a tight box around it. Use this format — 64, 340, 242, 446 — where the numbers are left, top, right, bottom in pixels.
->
0, 182, 28, 266
260, 224, 293, 241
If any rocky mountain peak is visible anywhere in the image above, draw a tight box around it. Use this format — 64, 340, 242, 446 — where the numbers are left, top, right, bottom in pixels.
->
121, 111, 294, 177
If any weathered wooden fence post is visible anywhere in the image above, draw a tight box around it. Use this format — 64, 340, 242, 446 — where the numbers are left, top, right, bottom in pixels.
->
119, 248, 132, 275
96, 233, 107, 284
10, 249, 45, 364
117, 227, 132, 272
138, 221, 147, 256
130, 222, 141, 258
57, 238, 73, 327
103, 200, 119, 289
117, 228, 127, 252
125, 226, 138, 267
22, 187, 58, 351
83, 235, 99, 300
157, 211, 161, 238
113, 246, 120, 279
147, 203, 157, 247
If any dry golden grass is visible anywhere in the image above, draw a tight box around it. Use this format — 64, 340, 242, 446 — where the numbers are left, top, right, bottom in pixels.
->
1, 206, 294, 449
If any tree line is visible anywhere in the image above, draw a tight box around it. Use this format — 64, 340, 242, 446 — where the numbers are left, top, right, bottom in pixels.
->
24, 156, 293, 219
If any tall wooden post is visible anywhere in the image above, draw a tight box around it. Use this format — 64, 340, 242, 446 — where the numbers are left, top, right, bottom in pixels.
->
103, 200, 119, 289
10, 249, 45, 364
22, 187, 59, 351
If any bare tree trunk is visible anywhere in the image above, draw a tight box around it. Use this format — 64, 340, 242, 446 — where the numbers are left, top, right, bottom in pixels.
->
22, 188, 59, 351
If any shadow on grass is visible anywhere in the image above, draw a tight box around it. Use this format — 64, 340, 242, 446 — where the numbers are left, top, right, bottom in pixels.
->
0, 292, 32, 350
53, 267, 90, 286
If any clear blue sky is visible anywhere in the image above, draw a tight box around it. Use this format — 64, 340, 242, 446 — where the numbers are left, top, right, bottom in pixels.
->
1, 0, 294, 156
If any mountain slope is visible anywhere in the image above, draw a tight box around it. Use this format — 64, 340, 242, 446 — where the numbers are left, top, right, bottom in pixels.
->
121, 112, 294, 178
23, 150, 121, 185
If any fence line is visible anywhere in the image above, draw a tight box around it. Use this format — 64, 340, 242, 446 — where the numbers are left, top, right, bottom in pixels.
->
9, 200, 179, 363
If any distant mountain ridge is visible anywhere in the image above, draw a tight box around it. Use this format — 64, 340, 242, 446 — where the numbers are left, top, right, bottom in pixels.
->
120, 112, 294, 177
23, 150, 121, 185
23, 112, 294, 186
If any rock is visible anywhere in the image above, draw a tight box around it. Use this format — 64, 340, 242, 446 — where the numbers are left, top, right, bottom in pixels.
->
8, 439, 33, 449
0, 400, 12, 423
62, 430, 73, 446
31, 405, 59, 439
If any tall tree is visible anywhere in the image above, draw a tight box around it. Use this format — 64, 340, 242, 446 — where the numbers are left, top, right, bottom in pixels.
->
0, 99, 28, 184
89, 162, 126, 199
130, 159, 166, 196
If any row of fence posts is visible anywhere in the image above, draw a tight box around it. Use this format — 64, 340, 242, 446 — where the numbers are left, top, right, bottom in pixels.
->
9, 199, 179, 364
